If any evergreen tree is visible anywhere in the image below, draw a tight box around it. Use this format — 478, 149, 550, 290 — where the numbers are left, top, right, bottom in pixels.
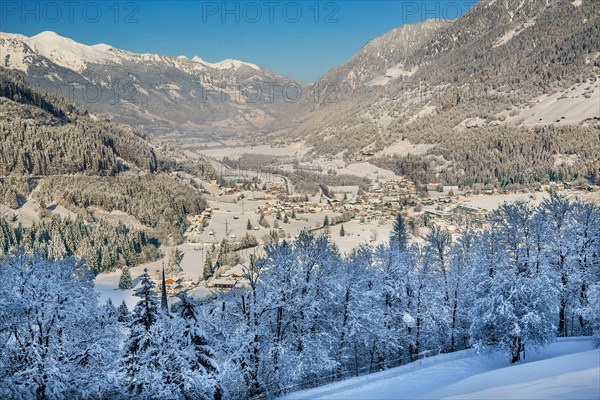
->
119, 265, 132, 290
392, 213, 409, 251
118, 300, 130, 323
173, 293, 224, 400
203, 259, 214, 281
247, 219, 253, 230
120, 268, 160, 394
104, 298, 119, 321
167, 247, 184, 275
160, 263, 169, 312
323, 215, 329, 226
258, 214, 270, 228
340, 225, 345, 237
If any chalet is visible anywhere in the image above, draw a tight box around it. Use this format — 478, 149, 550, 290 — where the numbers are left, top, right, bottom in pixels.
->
210, 278, 237, 290
454, 204, 487, 221
166, 282, 184, 295
425, 209, 452, 221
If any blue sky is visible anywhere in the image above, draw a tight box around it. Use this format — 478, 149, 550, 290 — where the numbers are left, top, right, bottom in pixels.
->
1, 1, 476, 82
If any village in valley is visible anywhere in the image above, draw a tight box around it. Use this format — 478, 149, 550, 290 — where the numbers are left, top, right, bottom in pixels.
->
101, 150, 599, 307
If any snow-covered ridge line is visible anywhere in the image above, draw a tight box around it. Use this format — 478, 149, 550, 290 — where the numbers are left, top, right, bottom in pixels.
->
0, 30, 261, 72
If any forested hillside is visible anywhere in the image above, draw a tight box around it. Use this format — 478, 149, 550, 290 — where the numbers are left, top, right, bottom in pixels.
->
373, 124, 600, 187
0, 216, 158, 274
0, 70, 210, 262
34, 175, 207, 240
0, 68, 157, 175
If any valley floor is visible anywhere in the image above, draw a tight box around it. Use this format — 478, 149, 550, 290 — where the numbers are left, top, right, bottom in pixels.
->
282, 337, 600, 400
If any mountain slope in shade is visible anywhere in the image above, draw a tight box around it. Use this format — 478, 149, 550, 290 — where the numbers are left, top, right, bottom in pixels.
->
0, 69, 212, 239
0, 31, 304, 137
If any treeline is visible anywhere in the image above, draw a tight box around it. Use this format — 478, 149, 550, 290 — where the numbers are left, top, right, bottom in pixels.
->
373, 124, 600, 187
1, 195, 598, 399
34, 174, 207, 241
0, 215, 158, 274
222, 154, 370, 195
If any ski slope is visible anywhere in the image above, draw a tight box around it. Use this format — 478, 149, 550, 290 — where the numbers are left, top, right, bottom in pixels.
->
283, 337, 600, 400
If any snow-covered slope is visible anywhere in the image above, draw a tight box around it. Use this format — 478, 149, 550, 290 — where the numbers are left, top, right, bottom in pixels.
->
315, 19, 451, 93
0, 30, 300, 137
283, 338, 600, 400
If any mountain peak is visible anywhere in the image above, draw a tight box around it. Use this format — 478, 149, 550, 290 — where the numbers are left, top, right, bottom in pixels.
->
214, 59, 260, 71
34, 30, 60, 38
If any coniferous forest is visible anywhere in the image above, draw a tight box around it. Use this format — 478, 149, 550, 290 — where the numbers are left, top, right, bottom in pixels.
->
1, 194, 598, 399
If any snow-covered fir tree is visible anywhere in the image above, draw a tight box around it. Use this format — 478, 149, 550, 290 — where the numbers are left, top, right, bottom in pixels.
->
0, 250, 119, 399
120, 268, 160, 395
119, 265, 133, 289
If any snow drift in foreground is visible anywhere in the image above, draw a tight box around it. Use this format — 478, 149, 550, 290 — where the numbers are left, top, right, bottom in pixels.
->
283, 337, 600, 400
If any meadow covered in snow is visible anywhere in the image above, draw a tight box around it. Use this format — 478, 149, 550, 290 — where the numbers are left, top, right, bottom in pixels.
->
284, 337, 599, 400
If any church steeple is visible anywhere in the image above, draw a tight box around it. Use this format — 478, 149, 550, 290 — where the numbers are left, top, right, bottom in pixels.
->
160, 261, 168, 312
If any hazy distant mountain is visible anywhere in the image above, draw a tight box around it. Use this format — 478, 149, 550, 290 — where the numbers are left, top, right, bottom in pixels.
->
0, 31, 304, 137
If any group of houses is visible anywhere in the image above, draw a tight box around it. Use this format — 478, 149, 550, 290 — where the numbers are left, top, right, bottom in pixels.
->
206, 263, 248, 290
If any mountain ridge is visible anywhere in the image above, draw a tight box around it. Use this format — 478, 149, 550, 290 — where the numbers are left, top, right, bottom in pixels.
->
0, 30, 304, 137
1, 30, 263, 73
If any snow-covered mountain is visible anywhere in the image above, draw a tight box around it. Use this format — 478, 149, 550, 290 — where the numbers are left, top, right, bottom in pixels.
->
2, 0, 598, 153
1, 31, 262, 73
315, 19, 451, 94
0, 31, 303, 137
273, 0, 599, 157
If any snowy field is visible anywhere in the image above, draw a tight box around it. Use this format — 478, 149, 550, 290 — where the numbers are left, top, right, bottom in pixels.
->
193, 142, 310, 160
503, 79, 599, 126
464, 192, 548, 210
283, 337, 599, 400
